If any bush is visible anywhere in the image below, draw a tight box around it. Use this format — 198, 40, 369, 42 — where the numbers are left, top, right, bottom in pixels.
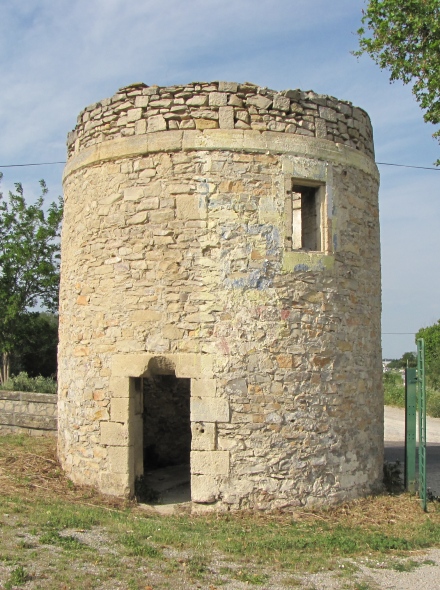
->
383, 371, 440, 418
383, 371, 405, 407
427, 388, 440, 418
0, 371, 57, 394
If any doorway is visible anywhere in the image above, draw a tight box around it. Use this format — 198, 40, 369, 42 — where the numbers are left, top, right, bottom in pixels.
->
139, 371, 191, 503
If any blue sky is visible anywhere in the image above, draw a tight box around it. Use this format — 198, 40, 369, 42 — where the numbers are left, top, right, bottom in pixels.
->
0, 0, 438, 358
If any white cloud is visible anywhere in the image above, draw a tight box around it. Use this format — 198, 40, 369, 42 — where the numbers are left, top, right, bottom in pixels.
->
0, 0, 438, 358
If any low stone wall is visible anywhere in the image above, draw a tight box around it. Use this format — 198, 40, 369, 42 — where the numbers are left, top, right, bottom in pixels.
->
0, 390, 57, 436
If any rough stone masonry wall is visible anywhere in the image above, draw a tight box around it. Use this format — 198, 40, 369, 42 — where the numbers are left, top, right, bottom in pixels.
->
67, 81, 374, 160
58, 81, 382, 509
0, 390, 57, 436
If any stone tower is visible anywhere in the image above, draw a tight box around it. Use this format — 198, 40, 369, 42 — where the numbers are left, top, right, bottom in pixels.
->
58, 81, 382, 509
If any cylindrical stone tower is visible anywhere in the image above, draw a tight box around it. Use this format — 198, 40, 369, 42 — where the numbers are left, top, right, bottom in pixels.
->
59, 81, 382, 509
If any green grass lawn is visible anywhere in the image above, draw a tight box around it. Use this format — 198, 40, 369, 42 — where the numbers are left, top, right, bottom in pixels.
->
0, 434, 440, 589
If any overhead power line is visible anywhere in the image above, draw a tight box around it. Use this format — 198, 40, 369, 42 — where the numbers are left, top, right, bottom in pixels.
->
0, 160, 439, 170
0, 161, 66, 168
376, 162, 440, 171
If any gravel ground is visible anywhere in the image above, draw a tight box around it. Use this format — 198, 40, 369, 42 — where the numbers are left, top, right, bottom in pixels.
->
1, 414, 440, 589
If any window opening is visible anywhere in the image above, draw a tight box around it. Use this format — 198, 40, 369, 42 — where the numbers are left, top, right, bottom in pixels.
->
286, 182, 326, 252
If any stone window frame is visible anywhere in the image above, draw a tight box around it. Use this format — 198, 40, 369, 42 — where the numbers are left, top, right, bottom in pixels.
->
284, 178, 329, 254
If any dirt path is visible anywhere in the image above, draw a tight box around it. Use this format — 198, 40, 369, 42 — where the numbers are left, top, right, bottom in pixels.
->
384, 405, 440, 443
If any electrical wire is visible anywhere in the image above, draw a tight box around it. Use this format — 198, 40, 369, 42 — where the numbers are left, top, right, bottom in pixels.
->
0, 161, 66, 168
376, 162, 440, 171
0, 161, 439, 170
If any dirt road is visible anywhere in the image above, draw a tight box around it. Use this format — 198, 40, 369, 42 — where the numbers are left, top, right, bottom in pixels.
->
384, 405, 440, 495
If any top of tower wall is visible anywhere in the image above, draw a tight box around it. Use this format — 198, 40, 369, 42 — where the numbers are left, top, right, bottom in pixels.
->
67, 81, 374, 160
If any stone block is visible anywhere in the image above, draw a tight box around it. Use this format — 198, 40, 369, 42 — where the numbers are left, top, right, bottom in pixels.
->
110, 398, 130, 423
191, 450, 229, 475
176, 195, 206, 220
108, 445, 133, 474
147, 131, 183, 152
209, 92, 227, 107
228, 94, 243, 107
135, 96, 150, 108
162, 325, 184, 340
191, 378, 217, 397
247, 95, 272, 110
145, 333, 170, 353
137, 197, 159, 210
180, 119, 196, 129
149, 209, 174, 223
276, 354, 293, 368
219, 106, 234, 129
315, 118, 327, 139
195, 119, 218, 130
191, 397, 230, 423
100, 421, 129, 446
174, 353, 214, 379
186, 95, 208, 106
99, 472, 131, 497
126, 211, 148, 225
21, 392, 57, 404
191, 422, 216, 451
191, 474, 219, 503
185, 312, 214, 322
132, 310, 162, 322
108, 376, 130, 397
0, 412, 16, 426
183, 129, 244, 152
218, 81, 238, 93
224, 378, 247, 395
147, 115, 167, 132
273, 94, 291, 112
124, 187, 144, 201
127, 108, 142, 122
319, 106, 337, 122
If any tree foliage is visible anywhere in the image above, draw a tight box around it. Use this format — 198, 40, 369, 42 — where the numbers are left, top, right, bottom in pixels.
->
355, 0, 440, 161
0, 173, 63, 383
417, 319, 440, 388
10, 312, 58, 378
387, 351, 417, 368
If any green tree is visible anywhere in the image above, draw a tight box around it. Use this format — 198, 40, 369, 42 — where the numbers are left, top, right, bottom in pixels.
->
10, 312, 58, 378
0, 173, 63, 383
355, 0, 440, 161
387, 351, 417, 368
416, 319, 440, 388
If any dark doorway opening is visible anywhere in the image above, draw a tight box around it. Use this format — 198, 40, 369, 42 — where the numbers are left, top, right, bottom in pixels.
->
140, 372, 191, 504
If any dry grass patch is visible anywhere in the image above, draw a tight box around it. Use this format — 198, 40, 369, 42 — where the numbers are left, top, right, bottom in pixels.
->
0, 434, 130, 510
0, 433, 440, 589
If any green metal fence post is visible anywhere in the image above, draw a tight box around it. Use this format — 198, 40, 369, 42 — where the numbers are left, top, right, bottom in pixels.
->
417, 338, 427, 512
405, 367, 417, 492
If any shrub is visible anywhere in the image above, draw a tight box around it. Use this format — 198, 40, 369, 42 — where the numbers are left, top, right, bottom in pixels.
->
0, 371, 57, 394
383, 371, 440, 418
383, 371, 405, 408
427, 388, 440, 418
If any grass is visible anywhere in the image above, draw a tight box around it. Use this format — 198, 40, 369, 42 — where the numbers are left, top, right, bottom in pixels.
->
0, 434, 440, 589
4, 565, 29, 589
383, 371, 440, 417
